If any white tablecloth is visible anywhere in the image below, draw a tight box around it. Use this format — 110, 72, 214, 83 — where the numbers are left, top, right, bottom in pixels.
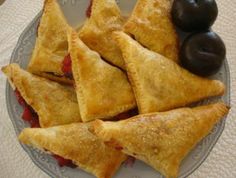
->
0, 0, 235, 178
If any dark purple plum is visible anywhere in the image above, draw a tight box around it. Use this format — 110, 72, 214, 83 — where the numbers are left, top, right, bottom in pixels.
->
180, 31, 226, 76
171, 0, 218, 32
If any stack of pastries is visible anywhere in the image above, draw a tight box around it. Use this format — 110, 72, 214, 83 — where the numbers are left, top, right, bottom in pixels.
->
2, 0, 229, 178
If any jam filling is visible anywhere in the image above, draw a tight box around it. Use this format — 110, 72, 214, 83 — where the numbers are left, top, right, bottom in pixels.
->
62, 54, 73, 79
14, 89, 75, 168
115, 146, 123, 151
36, 22, 40, 37
15, 89, 40, 128
52, 154, 77, 168
124, 156, 136, 167
86, 0, 93, 18
114, 108, 139, 121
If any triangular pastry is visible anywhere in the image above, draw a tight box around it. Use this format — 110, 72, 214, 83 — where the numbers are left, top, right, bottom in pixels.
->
68, 29, 136, 122
2, 64, 81, 127
94, 102, 229, 178
113, 31, 225, 114
123, 0, 179, 62
79, 0, 125, 69
19, 122, 126, 178
27, 0, 72, 84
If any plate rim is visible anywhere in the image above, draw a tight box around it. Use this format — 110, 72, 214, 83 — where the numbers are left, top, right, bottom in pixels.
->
6, 10, 58, 178
6, 7, 231, 178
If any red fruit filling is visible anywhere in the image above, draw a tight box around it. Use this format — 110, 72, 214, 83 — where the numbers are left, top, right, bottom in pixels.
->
52, 154, 77, 168
124, 156, 136, 167
86, 0, 93, 18
115, 146, 123, 151
22, 107, 34, 122
115, 112, 131, 120
15, 89, 40, 128
115, 108, 139, 120
36, 22, 40, 37
29, 115, 40, 128
15, 89, 26, 107
62, 54, 73, 79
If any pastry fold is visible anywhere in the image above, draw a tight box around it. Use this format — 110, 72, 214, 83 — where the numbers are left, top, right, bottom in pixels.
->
68, 29, 136, 122
2, 64, 81, 127
94, 103, 229, 178
19, 122, 126, 178
28, 0, 72, 84
123, 0, 179, 62
113, 31, 225, 114
79, 0, 125, 69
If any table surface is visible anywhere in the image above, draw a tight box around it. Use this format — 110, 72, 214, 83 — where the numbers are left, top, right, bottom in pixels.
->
0, 0, 235, 178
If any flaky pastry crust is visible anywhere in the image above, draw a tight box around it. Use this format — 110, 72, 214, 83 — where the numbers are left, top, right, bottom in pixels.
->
68, 29, 136, 122
79, 0, 125, 69
19, 122, 126, 178
113, 31, 225, 114
28, 0, 72, 84
94, 103, 229, 178
2, 64, 81, 127
123, 0, 179, 62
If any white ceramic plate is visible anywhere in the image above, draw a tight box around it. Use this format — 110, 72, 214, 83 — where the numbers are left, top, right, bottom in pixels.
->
6, 0, 230, 178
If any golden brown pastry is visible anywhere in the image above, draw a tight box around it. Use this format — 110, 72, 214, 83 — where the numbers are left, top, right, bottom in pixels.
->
27, 0, 72, 84
113, 31, 225, 114
79, 0, 125, 69
68, 29, 136, 122
94, 102, 229, 178
2, 64, 81, 127
19, 122, 126, 178
123, 0, 179, 62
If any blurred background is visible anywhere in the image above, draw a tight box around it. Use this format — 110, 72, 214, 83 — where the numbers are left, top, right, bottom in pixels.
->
0, 0, 5, 5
